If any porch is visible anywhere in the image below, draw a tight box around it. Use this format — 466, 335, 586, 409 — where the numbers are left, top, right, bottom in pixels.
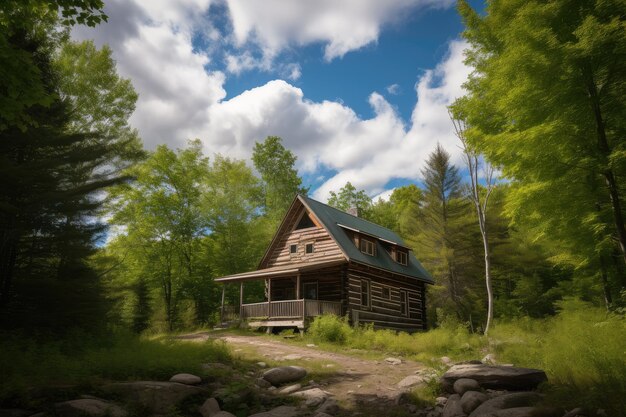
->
215, 260, 346, 329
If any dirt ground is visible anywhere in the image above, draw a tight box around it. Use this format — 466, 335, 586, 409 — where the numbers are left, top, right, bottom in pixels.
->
179, 331, 434, 414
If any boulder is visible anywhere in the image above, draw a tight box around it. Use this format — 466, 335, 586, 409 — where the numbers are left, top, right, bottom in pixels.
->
385, 357, 402, 365
454, 378, 481, 395
170, 373, 202, 385
491, 407, 562, 417
316, 398, 339, 415
441, 364, 548, 392
442, 394, 465, 417
290, 388, 330, 407
248, 405, 299, 417
262, 366, 307, 386
277, 384, 302, 395
100, 381, 206, 414
460, 391, 488, 414
398, 375, 425, 388
54, 399, 127, 417
313, 413, 333, 417
256, 378, 273, 388
199, 398, 220, 417
469, 392, 543, 417
436, 397, 449, 407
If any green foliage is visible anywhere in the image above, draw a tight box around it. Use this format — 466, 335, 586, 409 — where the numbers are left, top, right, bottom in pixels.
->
328, 182, 373, 218
0, 331, 230, 405
308, 314, 353, 344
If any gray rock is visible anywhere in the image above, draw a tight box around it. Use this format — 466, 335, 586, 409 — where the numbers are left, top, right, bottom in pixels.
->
262, 366, 307, 386
282, 354, 303, 361
442, 394, 465, 417
257, 361, 267, 368
562, 408, 587, 417
212, 412, 236, 417
492, 407, 562, 417
469, 392, 543, 417
248, 406, 299, 417
170, 373, 202, 385
385, 357, 403, 365
441, 364, 548, 392
454, 378, 481, 395
313, 413, 333, 417
100, 381, 206, 414
316, 398, 339, 415
54, 399, 127, 417
199, 398, 220, 417
460, 391, 488, 414
436, 397, 448, 407
291, 388, 330, 407
398, 375, 426, 388
277, 384, 302, 395
256, 377, 273, 388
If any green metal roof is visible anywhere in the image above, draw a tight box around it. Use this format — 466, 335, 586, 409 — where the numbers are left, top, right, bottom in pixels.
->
299, 195, 434, 284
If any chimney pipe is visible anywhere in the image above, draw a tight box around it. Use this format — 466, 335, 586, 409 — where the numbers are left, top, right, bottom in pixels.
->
347, 207, 359, 217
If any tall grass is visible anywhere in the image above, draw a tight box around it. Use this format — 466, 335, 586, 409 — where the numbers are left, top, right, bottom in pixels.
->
305, 300, 625, 415
0, 330, 230, 406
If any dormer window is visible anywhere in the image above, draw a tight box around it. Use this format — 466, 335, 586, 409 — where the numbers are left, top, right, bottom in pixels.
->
396, 250, 408, 266
360, 238, 375, 256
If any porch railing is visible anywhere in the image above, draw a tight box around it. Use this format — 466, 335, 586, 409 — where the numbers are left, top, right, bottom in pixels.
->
240, 299, 341, 319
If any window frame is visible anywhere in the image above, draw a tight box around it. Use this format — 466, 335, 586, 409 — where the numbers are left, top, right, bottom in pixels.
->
359, 238, 376, 256
289, 244, 298, 254
399, 290, 408, 317
396, 250, 408, 266
360, 279, 371, 309
305, 242, 314, 254
381, 286, 391, 300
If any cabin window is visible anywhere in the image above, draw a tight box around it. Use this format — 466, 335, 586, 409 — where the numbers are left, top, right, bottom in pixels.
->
396, 250, 408, 266
295, 212, 316, 230
381, 287, 390, 300
360, 279, 370, 308
305, 243, 314, 254
400, 290, 408, 316
359, 238, 375, 256
290, 244, 297, 254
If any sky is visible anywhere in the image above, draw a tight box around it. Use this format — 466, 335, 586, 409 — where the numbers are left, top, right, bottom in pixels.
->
73, 0, 484, 202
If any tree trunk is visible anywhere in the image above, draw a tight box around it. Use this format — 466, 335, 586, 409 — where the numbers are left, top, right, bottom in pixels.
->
480, 220, 494, 335
599, 256, 613, 310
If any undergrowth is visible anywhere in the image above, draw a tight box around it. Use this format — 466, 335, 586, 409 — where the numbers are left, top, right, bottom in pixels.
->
304, 299, 626, 416
0, 330, 230, 406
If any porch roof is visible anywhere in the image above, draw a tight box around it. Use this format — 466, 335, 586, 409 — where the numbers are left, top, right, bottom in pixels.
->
214, 259, 346, 282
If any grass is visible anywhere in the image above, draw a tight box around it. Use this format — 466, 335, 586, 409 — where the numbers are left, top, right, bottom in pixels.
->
0, 330, 231, 407
290, 299, 626, 416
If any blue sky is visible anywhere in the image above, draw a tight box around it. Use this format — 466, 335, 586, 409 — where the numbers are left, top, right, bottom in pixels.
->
74, 0, 484, 201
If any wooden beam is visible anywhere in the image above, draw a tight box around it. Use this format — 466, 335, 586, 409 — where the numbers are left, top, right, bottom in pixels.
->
296, 273, 301, 300
240, 281, 244, 311
220, 285, 225, 324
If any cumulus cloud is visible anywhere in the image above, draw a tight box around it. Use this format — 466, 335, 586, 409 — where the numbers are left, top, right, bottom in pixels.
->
72, 0, 469, 201
225, 0, 454, 61
386, 83, 401, 95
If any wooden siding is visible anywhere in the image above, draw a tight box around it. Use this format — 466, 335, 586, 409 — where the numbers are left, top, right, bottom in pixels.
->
263, 204, 344, 268
268, 265, 343, 304
346, 262, 426, 332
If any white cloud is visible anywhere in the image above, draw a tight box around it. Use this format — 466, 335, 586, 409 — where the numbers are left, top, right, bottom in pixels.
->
72, 1, 469, 201
224, 0, 455, 61
386, 83, 401, 95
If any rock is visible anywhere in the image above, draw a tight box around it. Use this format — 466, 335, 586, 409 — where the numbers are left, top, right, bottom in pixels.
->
469, 392, 544, 417
562, 408, 586, 417
440, 356, 453, 366
256, 378, 273, 388
291, 388, 330, 407
395, 391, 413, 405
54, 399, 127, 417
441, 394, 464, 417
170, 373, 202, 385
436, 397, 448, 407
248, 406, 299, 417
482, 354, 496, 364
316, 399, 339, 415
453, 378, 481, 395
306, 344, 317, 347
408, 404, 417, 413
313, 413, 333, 417
262, 366, 307, 386
212, 412, 236, 417
491, 407, 562, 417
199, 398, 220, 417
441, 364, 548, 392
101, 381, 206, 414
398, 375, 425, 388
385, 357, 402, 365
277, 384, 302, 395
257, 362, 267, 368
282, 354, 303, 360
460, 391, 488, 414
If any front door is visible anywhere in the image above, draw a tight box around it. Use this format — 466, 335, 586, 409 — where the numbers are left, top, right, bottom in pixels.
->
303, 282, 318, 300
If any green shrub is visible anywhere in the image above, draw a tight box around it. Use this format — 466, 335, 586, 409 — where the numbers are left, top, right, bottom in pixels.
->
308, 314, 353, 344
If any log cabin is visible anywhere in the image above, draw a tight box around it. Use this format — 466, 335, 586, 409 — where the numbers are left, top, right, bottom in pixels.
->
215, 194, 434, 332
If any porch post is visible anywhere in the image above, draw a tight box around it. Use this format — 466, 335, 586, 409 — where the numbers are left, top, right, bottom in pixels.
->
239, 281, 243, 315
267, 278, 272, 317
220, 284, 225, 324
296, 274, 301, 299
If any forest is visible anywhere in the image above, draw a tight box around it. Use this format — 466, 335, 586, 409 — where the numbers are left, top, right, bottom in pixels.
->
1, 1, 625, 416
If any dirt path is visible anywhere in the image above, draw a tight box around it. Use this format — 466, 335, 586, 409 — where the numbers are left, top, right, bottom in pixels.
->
181, 332, 432, 412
